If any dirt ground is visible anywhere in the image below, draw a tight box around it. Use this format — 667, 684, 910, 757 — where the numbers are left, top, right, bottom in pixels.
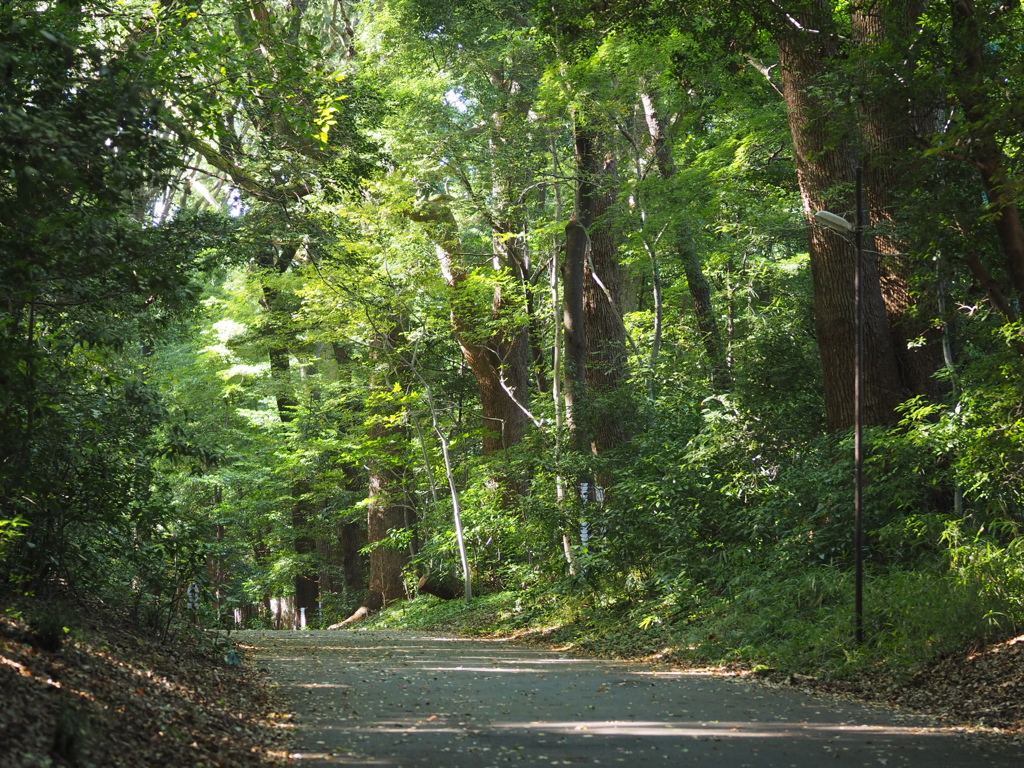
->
0, 606, 288, 768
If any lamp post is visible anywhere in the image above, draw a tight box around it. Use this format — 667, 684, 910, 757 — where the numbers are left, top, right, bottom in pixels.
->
812, 166, 866, 645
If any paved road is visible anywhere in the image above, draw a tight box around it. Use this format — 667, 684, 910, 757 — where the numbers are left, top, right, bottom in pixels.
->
238, 630, 1021, 767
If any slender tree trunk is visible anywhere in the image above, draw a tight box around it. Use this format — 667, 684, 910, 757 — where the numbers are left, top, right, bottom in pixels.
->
679, 235, 728, 384
640, 89, 728, 385
776, 5, 905, 429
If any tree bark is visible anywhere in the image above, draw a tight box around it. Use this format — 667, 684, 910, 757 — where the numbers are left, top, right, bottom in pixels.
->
414, 201, 532, 458
640, 89, 728, 385
574, 126, 633, 453
776, 3, 905, 429
291, 479, 319, 626
563, 217, 590, 451
364, 445, 411, 611
950, 0, 1024, 304
851, 1, 947, 400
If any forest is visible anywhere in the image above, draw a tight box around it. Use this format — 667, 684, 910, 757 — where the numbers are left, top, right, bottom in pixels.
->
2, 0, 1023, 678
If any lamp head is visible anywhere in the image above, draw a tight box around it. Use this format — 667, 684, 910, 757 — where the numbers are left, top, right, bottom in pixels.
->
813, 210, 855, 234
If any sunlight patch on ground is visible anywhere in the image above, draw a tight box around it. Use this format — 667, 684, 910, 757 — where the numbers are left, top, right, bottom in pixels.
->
299, 716, 955, 741
490, 719, 950, 738
295, 682, 352, 689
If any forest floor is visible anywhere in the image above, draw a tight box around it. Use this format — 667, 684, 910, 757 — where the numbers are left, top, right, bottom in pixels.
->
792, 631, 1024, 735
0, 598, 289, 768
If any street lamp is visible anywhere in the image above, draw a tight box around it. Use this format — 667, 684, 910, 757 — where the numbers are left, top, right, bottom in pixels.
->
812, 210, 855, 234
813, 167, 866, 645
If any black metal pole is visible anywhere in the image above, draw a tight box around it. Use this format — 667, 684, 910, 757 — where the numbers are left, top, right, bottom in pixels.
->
854, 167, 865, 645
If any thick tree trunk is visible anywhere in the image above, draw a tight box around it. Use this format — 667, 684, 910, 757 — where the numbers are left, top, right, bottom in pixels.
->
950, 0, 1024, 305
416, 202, 532, 458
776, 5, 905, 429
574, 126, 633, 454
563, 217, 590, 451
462, 328, 531, 456
292, 480, 319, 626
364, 448, 411, 611
852, 1, 947, 400
316, 520, 366, 595
338, 520, 367, 592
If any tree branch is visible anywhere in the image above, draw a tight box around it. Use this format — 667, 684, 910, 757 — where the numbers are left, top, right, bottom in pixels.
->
165, 117, 312, 203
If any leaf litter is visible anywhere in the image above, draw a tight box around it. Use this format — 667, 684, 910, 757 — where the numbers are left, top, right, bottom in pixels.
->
0, 601, 289, 768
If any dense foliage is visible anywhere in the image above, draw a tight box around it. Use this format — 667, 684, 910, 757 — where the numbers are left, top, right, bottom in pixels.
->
3, 0, 1023, 674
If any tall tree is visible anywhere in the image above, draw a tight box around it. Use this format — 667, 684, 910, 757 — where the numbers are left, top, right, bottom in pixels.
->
574, 124, 634, 453
362, 0, 541, 486
144, 0, 378, 623
0, 2, 218, 589
947, 0, 1024, 308
333, 323, 414, 625
254, 242, 321, 622
542, 3, 638, 455
774, 1, 905, 428
851, 1, 947, 399
639, 86, 729, 385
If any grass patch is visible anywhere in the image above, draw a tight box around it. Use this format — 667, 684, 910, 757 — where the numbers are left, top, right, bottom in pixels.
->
366, 589, 574, 635
369, 552, 1024, 683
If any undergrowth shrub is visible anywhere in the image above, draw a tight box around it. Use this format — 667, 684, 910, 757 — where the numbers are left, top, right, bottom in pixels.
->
941, 519, 1024, 633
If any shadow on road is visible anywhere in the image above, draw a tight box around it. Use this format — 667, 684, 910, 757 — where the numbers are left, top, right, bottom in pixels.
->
239, 630, 1021, 768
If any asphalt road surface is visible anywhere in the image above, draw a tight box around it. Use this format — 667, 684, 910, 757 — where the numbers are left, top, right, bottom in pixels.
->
237, 630, 1021, 767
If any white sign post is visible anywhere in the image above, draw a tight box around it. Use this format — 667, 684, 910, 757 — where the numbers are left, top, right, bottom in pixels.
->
186, 583, 201, 612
